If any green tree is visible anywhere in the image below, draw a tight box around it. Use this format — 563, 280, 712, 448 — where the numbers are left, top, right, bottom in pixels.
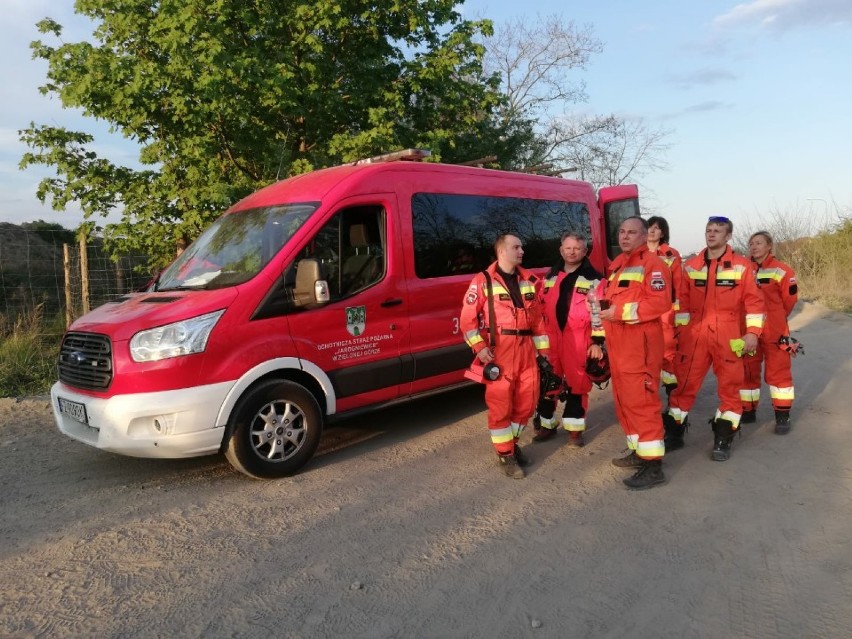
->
20, 0, 513, 267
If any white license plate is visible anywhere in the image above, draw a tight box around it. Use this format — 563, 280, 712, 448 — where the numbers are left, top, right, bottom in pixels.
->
58, 397, 89, 425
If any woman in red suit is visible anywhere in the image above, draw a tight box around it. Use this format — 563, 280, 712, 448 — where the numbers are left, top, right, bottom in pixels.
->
741, 231, 799, 433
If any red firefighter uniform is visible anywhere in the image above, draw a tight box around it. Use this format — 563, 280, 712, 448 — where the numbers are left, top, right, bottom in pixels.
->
538, 260, 605, 433
602, 249, 672, 460
742, 255, 798, 414
669, 246, 766, 429
460, 263, 550, 455
651, 242, 684, 391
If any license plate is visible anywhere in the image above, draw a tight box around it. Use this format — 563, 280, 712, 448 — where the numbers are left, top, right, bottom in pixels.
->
58, 397, 89, 425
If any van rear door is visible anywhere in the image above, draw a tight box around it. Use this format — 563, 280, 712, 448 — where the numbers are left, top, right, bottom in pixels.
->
598, 184, 640, 262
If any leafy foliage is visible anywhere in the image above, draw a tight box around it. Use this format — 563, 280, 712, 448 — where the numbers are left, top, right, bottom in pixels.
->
21, 1, 516, 268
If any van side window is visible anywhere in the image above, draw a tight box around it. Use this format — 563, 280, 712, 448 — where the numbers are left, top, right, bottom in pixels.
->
290, 204, 386, 302
412, 193, 590, 278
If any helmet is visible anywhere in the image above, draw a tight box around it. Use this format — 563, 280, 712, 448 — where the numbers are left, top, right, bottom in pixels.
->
585, 349, 611, 387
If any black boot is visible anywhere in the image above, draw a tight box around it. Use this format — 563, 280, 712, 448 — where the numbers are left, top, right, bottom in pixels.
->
611, 451, 643, 468
623, 459, 667, 490
740, 409, 756, 424
663, 413, 686, 452
711, 418, 736, 461
513, 444, 532, 467
774, 410, 791, 435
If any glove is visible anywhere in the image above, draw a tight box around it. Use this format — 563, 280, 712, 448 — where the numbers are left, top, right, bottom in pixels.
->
778, 335, 804, 357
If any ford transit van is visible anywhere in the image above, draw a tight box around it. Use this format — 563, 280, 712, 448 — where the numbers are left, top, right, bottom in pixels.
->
52, 150, 639, 478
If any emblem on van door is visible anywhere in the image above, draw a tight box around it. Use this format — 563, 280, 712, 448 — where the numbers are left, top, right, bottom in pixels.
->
346, 305, 366, 336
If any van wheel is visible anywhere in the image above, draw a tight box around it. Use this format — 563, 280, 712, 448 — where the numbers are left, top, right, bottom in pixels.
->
225, 380, 323, 479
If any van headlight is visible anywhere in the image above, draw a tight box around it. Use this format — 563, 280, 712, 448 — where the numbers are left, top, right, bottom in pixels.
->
130, 310, 225, 362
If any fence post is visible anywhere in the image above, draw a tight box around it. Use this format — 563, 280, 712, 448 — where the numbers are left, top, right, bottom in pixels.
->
79, 233, 90, 315
63, 243, 73, 329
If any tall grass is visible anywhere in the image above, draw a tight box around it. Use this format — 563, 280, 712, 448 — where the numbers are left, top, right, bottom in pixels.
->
0, 305, 64, 397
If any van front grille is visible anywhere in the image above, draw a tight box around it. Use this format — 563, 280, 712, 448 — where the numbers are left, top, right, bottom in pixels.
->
58, 332, 113, 391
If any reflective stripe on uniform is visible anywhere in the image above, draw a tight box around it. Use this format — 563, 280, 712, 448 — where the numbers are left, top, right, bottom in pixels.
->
464, 329, 484, 347
675, 312, 690, 326
621, 302, 639, 323
715, 409, 741, 429
482, 284, 510, 297
625, 433, 639, 451
745, 313, 765, 329
661, 370, 677, 385
575, 276, 594, 291
532, 335, 550, 350
543, 276, 558, 291
757, 267, 785, 282
561, 417, 585, 432
668, 407, 688, 425
717, 265, 746, 280
618, 266, 645, 283
770, 385, 795, 401
519, 280, 536, 295
740, 388, 760, 402
685, 266, 707, 281
490, 425, 515, 444
636, 439, 665, 459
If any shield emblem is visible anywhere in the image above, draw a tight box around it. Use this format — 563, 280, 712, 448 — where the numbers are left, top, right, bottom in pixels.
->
346, 305, 366, 336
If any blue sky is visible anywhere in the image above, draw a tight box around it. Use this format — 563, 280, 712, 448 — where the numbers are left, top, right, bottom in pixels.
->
1, 0, 851, 252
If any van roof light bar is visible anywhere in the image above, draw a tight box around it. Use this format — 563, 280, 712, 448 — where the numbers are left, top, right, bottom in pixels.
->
354, 148, 431, 165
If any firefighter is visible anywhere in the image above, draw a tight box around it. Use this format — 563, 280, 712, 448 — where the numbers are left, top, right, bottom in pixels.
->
646, 216, 684, 396
664, 216, 766, 461
600, 217, 672, 490
460, 234, 550, 478
533, 232, 605, 448
741, 231, 799, 433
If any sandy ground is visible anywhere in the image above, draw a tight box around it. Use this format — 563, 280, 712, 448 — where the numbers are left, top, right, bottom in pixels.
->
1, 302, 850, 638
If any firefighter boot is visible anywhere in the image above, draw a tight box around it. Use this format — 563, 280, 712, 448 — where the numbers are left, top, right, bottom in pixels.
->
498, 453, 525, 479
663, 413, 686, 452
711, 418, 736, 462
567, 431, 585, 447
623, 459, 666, 490
513, 444, 532, 467
774, 410, 791, 435
611, 451, 643, 468
740, 409, 756, 424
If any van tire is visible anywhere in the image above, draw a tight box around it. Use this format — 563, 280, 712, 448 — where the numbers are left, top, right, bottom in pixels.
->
225, 380, 323, 479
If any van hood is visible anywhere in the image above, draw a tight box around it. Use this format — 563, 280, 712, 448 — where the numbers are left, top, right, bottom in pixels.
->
68, 290, 239, 342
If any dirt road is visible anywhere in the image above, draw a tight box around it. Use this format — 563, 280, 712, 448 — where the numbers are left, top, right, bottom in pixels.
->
1, 302, 850, 638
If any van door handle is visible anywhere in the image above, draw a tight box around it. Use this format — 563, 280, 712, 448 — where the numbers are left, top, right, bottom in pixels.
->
380, 298, 403, 308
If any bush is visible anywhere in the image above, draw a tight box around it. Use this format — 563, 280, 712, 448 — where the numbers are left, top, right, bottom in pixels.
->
0, 305, 63, 397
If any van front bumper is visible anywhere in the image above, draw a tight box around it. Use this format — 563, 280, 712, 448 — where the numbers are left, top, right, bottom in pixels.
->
50, 381, 235, 459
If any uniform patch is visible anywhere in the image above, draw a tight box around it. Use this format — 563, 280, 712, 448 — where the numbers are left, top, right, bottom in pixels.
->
651, 277, 666, 291
466, 291, 478, 305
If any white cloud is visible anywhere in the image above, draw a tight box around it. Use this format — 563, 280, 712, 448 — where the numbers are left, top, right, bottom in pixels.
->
666, 68, 738, 89
714, 0, 852, 30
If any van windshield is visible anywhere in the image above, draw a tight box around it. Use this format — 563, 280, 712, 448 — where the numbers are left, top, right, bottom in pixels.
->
156, 203, 318, 291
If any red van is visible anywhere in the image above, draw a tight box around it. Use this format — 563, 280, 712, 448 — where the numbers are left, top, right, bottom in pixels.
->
51, 150, 639, 478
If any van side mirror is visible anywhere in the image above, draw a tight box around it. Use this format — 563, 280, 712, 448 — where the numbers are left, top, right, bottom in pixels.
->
294, 258, 330, 306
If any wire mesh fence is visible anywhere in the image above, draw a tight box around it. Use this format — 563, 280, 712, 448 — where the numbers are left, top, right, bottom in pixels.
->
0, 224, 152, 328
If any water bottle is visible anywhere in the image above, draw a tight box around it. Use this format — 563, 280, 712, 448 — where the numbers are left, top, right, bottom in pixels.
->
588, 279, 602, 330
